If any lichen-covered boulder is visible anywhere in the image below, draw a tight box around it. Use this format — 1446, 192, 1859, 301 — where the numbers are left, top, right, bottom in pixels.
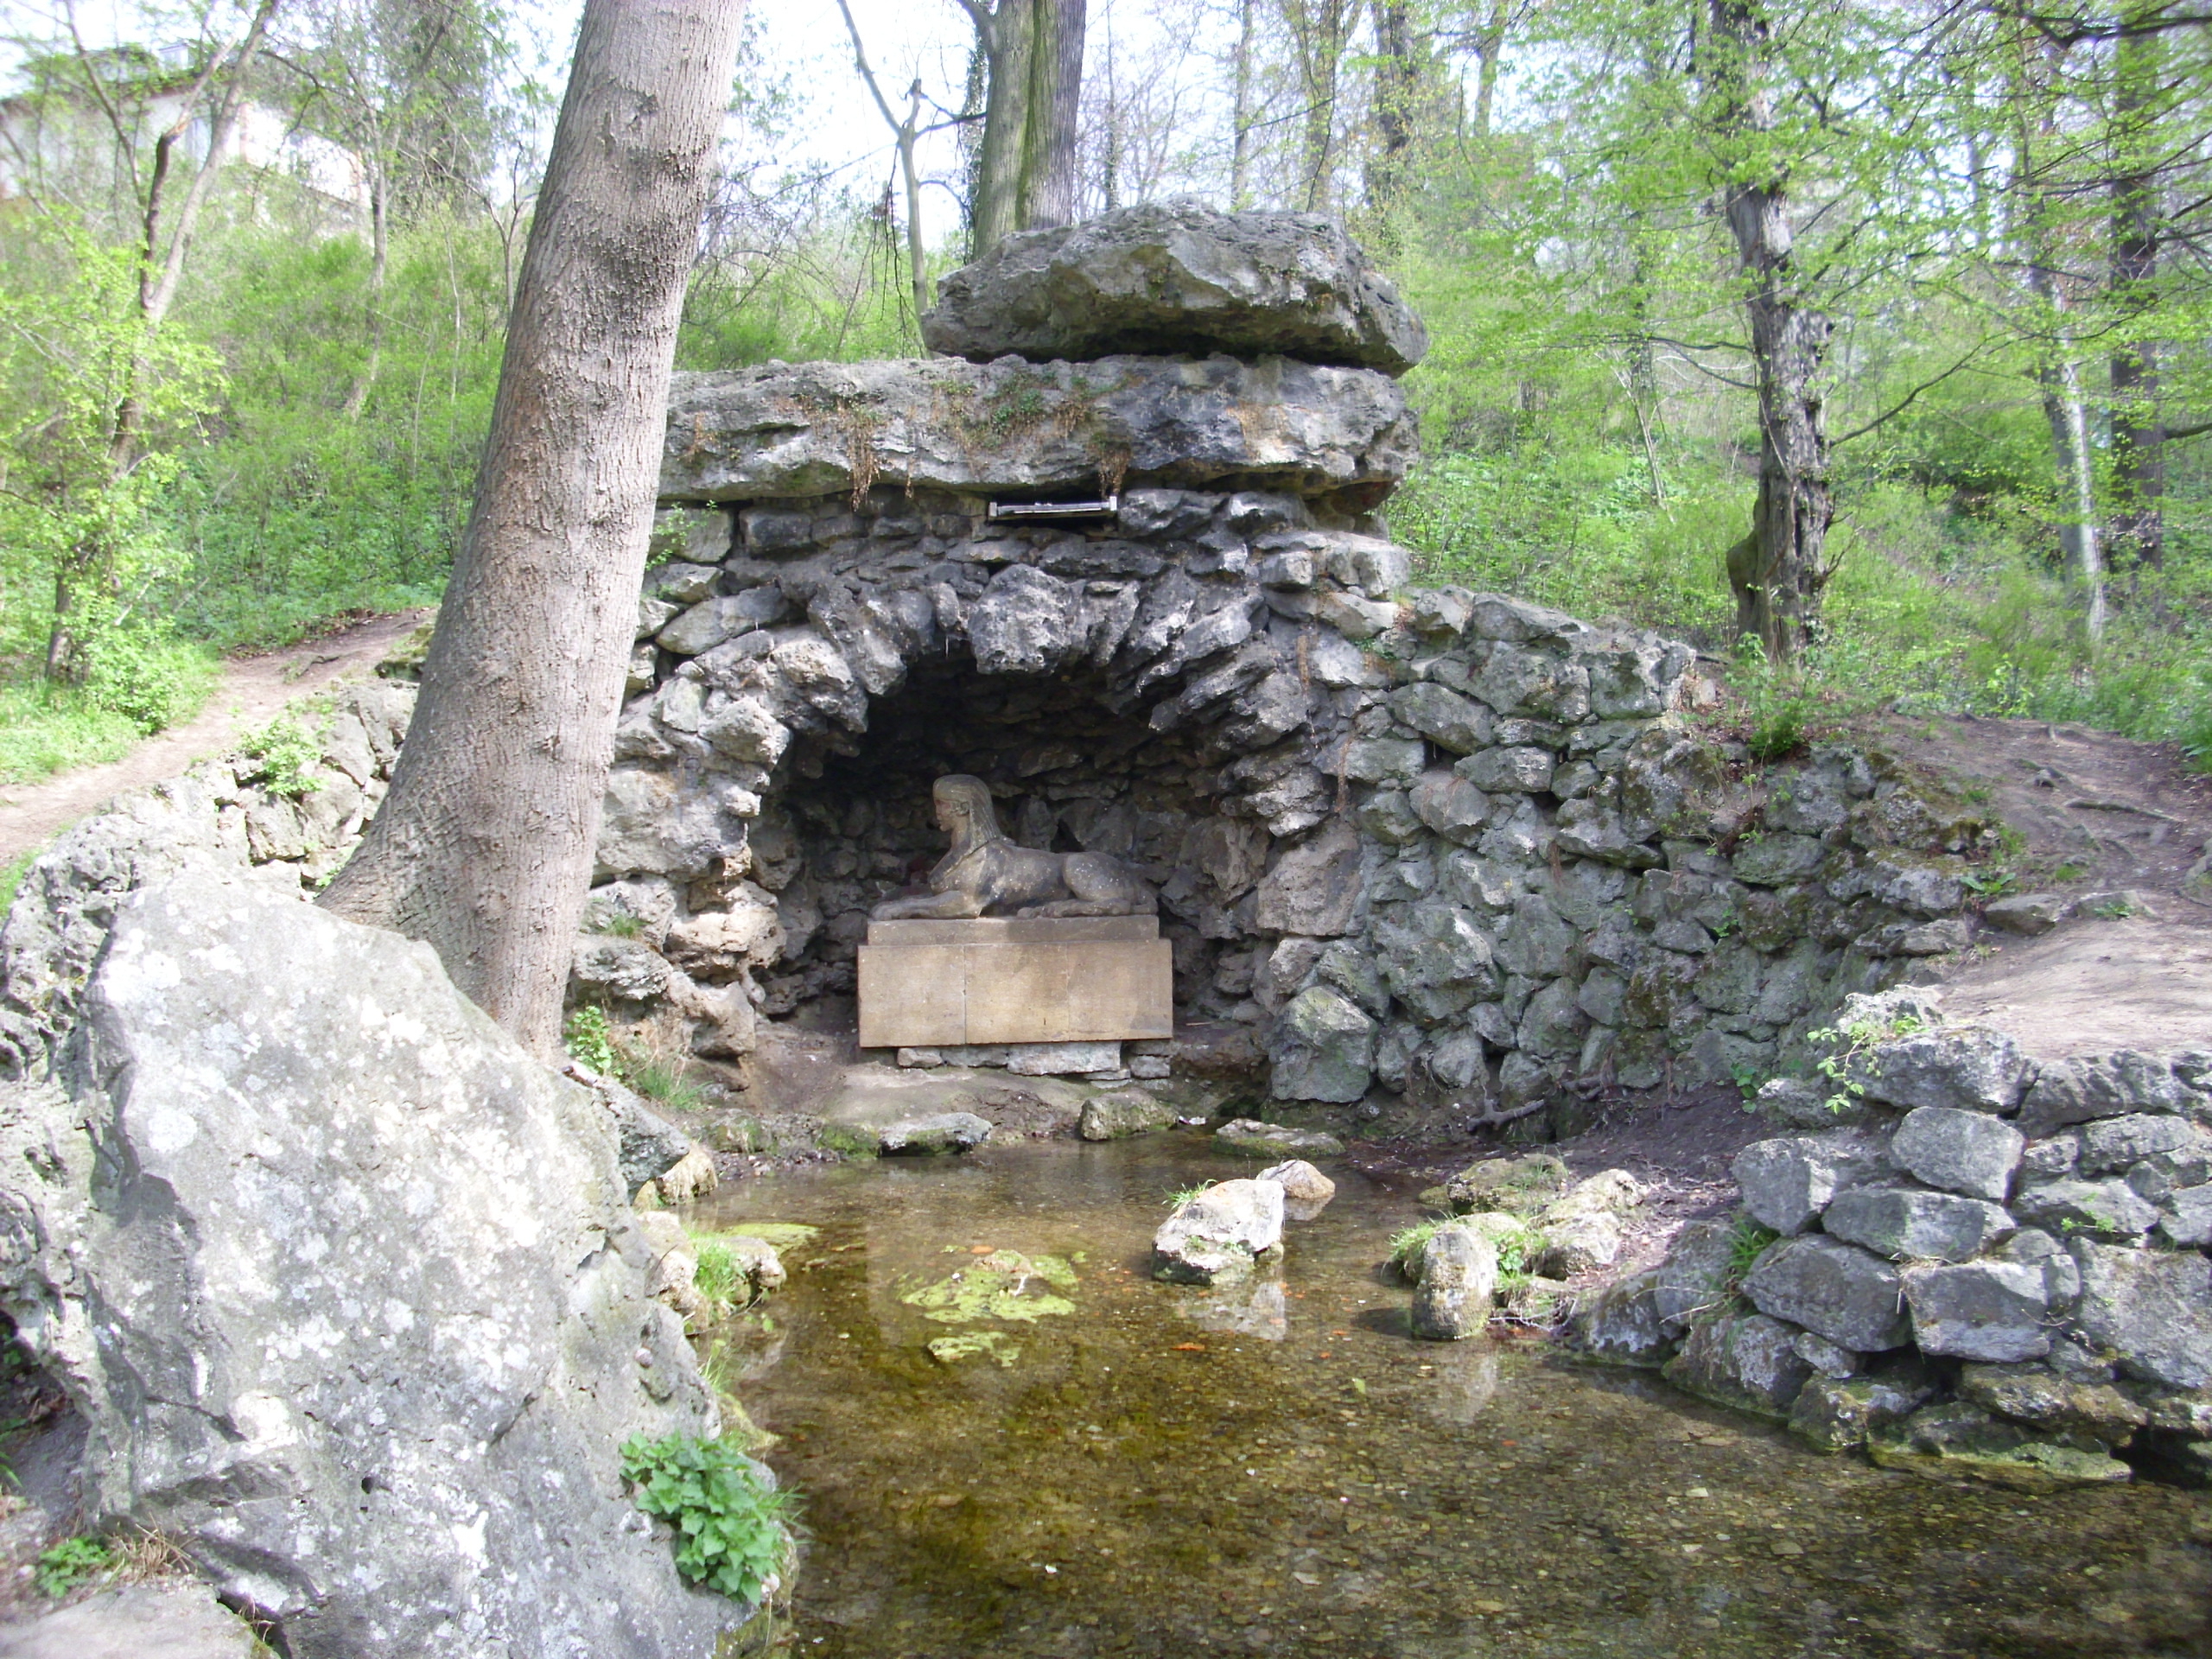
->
1789, 1371, 1935, 1452
1902, 1258, 2051, 1362
1255, 1159, 1337, 1211
1888, 1106, 2024, 1201
1868, 1402, 2132, 1491
0, 873, 748, 1657
1847, 1026, 2035, 1116
1822, 1187, 2013, 1263
1570, 1269, 1670, 1367
1215, 1118, 1344, 1159
920, 202, 1428, 374
1078, 1091, 1177, 1141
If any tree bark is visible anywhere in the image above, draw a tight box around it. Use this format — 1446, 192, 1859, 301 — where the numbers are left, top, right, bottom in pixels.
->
963, 0, 1084, 252
1230, 0, 1256, 207
2107, 5, 2164, 569
1281, 0, 1359, 213
1707, 0, 1831, 662
319, 0, 748, 1058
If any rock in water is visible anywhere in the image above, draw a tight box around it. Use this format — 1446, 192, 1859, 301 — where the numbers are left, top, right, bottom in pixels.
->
0, 873, 748, 1658
1410, 1224, 1497, 1341
1255, 1159, 1337, 1213
878, 1112, 994, 1155
1154, 1179, 1285, 1285
919, 202, 1429, 374
1213, 1118, 1345, 1159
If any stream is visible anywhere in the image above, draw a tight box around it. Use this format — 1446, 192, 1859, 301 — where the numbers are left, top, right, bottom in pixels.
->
691, 1135, 2210, 1658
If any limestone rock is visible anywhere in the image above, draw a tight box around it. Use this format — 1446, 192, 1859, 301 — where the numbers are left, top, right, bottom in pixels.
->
661, 354, 1418, 501
1981, 893, 2071, 935
1078, 1091, 1177, 1141
1254, 819, 1364, 938
2018, 1049, 2201, 1140
1868, 1402, 2132, 1491
1821, 1186, 2014, 1263
2077, 1111, 2211, 1174
1530, 1209, 1624, 1278
1742, 1236, 1912, 1352
2069, 1241, 2212, 1389
1888, 1105, 2024, 1201
635, 1210, 704, 1319
0, 1582, 263, 1659
1008, 1041, 1123, 1075
1255, 1159, 1337, 1212
2014, 1178, 2159, 1239
1731, 1132, 1889, 1235
1444, 1154, 1570, 1217
646, 1145, 719, 1205
879, 1112, 994, 1155
1410, 1223, 1498, 1340
1569, 1269, 1671, 1367
1902, 1259, 2050, 1362
1789, 1372, 1935, 1452
582, 1075, 696, 1199
1662, 1312, 1813, 1419
1652, 1219, 1736, 1331
1154, 1179, 1286, 1285
1215, 1118, 1344, 1159
0, 873, 746, 1656
1265, 987, 1375, 1103
1848, 1026, 2035, 1116
919, 202, 1428, 374
1957, 1363, 2147, 1445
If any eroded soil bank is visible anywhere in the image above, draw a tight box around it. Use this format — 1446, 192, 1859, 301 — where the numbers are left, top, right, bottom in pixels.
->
694, 1136, 2211, 1659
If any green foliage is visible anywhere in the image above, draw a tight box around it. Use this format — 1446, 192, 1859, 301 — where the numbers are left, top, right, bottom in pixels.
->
630, 1058, 706, 1114
1163, 1182, 1217, 1208
563, 1006, 620, 1076
689, 1236, 759, 1316
1387, 1216, 1449, 1270
0, 681, 146, 785
35, 1535, 113, 1599
620, 1433, 793, 1605
1724, 1218, 1782, 1287
1, 849, 35, 920
237, 716, 326, 799
599, 911, 646, 939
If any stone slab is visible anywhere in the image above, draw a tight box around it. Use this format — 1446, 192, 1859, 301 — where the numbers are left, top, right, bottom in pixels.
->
867, 914, 1160, 945
858, 933, 1173, 1047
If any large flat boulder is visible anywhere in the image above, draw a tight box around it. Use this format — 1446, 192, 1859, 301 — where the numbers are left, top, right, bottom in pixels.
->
0, 873, 753, 1658
659, 354, 1416, 504
920, 203, 1428, 374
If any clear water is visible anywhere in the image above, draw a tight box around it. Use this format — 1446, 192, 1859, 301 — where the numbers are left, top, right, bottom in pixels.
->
692, 1135, 2212, 1658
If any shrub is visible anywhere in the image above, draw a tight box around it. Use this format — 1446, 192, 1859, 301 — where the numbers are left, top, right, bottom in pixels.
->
238, 715, 325, 799
620, 1433, 793, 1604
563, 1006, 620, 1077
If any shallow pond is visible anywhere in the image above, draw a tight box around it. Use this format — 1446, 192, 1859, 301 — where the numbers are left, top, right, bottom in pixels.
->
692, 1136, 2211, 1658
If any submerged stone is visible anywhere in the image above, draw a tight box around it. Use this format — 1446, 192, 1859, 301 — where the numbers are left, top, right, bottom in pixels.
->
899, 1249, 1078, 1325
1214, 1117, 1345, 1159
1868, 1402, 2133, 1491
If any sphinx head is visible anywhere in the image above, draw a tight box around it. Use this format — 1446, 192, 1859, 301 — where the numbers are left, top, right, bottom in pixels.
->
931, 774, 1003, 843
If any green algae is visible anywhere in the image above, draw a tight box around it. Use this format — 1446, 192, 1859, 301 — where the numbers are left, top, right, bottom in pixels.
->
899, 1249, 1077, 1325
926, 1331, 1022, 1367
705, 1222, 817, 1251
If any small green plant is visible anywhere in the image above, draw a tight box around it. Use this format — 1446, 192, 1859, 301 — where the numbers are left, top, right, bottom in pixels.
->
564, 1005, 621, 1077
1163, 1181, 1217, 1209
599, 911, 647, 939
2051, 861, 2089, 883
689, 1235, 766, 1317
2089, 896, 2139, 920
35, 1535, 112, 1599
1388, 1217, 1450, 1270
1723, 1217, 1782, 1287
1806, 1007, 1929, 1115
620, 1433, 794, 1604
1961, 868, 2018, 899
238, 715, 323, 799
631, 1058, 707, 1113
1729, 1062, 1764, 1107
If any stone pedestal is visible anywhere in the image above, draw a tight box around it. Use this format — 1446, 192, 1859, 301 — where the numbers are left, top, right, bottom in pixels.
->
857, 915, 1173, 1049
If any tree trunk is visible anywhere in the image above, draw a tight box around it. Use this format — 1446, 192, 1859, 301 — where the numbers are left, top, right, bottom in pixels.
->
319, 0, 748, 1058
968, 0, 1085, 251
1022, 0, 1086, 229
343, 156, 390, 419
1281, 0, 1357, 213
2107, 7, 2164, 570
1707, 0, 1831, 663
1470, 0, 1510, 140
1230, 0, 1256, 207
969, 1, 1034, 253
2012, 29, 2105, 638
1369, 1, 1417, 214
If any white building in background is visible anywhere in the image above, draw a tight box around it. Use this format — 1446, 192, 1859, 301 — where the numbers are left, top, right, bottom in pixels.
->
0, 43, 368, 216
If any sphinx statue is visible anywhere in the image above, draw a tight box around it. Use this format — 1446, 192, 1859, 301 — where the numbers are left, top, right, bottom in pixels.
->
870, 774, 1159, 921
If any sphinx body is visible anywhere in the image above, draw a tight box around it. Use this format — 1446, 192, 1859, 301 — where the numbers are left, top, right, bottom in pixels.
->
870, 775, 1159, 921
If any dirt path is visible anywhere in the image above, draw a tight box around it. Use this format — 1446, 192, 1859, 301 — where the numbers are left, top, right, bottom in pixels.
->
0, 611, 428, 870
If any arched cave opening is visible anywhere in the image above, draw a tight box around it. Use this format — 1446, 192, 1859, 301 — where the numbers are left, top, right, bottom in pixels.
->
750, 657, 1264, 1039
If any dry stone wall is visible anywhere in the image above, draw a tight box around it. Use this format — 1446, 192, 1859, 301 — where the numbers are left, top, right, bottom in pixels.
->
614, 413, 1995, 1134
